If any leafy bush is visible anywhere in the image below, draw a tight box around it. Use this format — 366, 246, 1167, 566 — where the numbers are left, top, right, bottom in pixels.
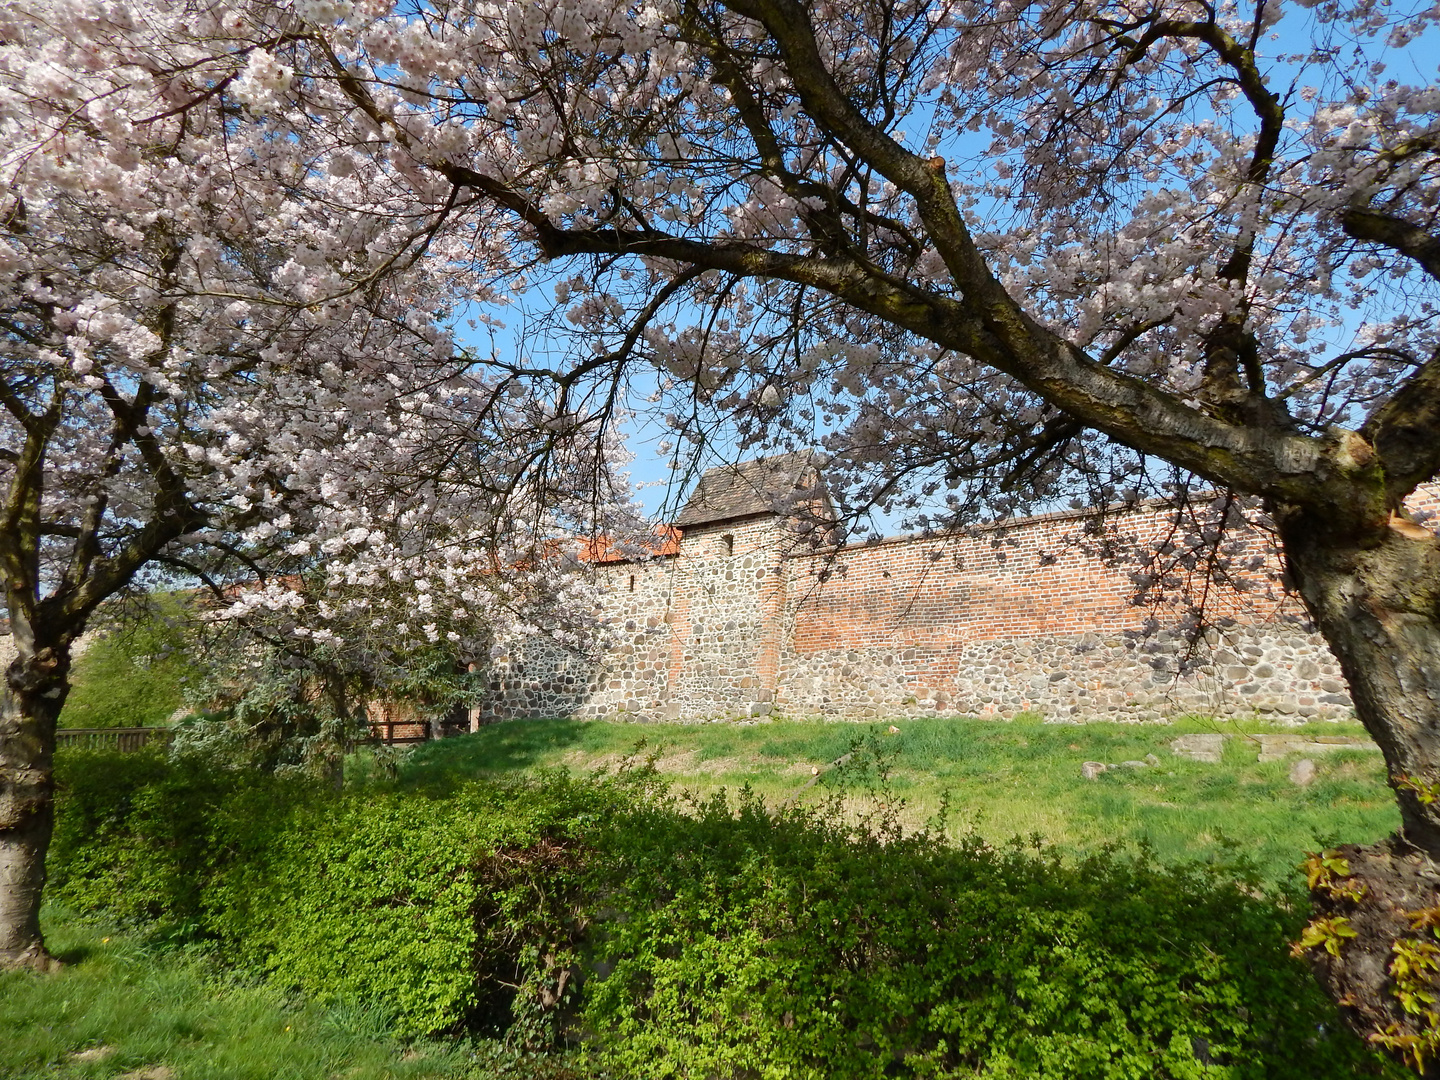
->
50, 750, 1400, 1078
51, 751, 609, 1037
584, 789, 1378, 1079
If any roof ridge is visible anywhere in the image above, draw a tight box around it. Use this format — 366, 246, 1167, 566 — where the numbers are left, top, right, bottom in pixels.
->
674, 451, 823, 528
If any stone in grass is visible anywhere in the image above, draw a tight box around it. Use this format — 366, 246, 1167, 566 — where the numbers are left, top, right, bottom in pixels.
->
1081, 761, 1107, 780
1289, 758, 1318, 787
1170, 734, 1224, 764
69, 1048, 115, 1064
1118, 760, 1149, 768
1256, 733, 1376, 763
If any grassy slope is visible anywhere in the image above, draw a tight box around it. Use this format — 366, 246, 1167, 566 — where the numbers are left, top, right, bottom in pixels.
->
0, 910, 478, 1077
60, 615, 201, 730
0, 909, 570, 1080
399, 715, 1398, 884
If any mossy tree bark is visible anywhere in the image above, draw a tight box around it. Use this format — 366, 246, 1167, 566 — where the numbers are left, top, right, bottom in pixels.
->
1278, 504, 1440, 853
0, 638, 71, 971
1274, 497, 1440, 1068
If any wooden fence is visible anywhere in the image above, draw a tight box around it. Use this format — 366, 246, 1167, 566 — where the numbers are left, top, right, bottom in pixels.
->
367, 717, 471, 745
54, 719, 471, 753
56, 727, 175, 752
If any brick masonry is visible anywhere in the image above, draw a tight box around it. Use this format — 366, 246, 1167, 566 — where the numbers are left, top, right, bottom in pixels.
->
479, 480, 1440, 724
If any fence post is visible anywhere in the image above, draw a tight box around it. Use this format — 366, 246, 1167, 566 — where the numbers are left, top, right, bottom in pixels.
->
467, 661, 482, 732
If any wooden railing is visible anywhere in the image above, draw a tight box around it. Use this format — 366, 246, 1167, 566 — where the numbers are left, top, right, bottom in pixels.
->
56, 727, 175, 752
366, 717, 472, 745
55, 720, 471, 752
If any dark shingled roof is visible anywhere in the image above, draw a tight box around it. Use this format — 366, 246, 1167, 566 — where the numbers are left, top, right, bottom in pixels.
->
674, 451, 824, 528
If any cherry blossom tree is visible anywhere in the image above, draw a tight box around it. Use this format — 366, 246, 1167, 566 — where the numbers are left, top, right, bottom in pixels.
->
7, 0, 1440, 1062
0, 0, 629, 971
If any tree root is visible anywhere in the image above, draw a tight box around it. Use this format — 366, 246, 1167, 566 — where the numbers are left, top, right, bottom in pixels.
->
0, 941, 62, 974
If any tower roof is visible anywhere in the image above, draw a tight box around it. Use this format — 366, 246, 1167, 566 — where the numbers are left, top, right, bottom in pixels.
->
674, 451, 826, 528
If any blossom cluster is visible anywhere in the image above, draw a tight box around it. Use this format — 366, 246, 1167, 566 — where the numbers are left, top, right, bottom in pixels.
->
0, 0, 635, 677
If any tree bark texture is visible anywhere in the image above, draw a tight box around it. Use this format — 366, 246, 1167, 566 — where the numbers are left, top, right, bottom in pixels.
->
1277, 500, 1440, 1069
0, 642, 68, 971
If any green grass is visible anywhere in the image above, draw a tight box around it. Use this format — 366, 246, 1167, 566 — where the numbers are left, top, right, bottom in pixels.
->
0, 908, 573, 1080
399, 714, 1397, 884
61, 608, 201, 730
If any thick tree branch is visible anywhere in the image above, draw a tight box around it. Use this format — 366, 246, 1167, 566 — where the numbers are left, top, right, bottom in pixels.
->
1361, 345, 1440, 505
1343, 208, 1440, 284
0, 391, 63, 643
444, 184, 1334, 502
61, 231, 184, 600
0, 376, 38, 428
707, 0, 1331, 501
46, 375, 208, 629
719, 0, 995, 299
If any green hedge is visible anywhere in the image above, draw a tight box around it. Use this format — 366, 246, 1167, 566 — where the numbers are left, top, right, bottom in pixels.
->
50, 750, 1399, 1079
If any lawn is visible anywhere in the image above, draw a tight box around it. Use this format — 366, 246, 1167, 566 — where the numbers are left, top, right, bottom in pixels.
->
0, 908, 575, 1080
399, 714, 1397, 884
0, 912, 442, 1080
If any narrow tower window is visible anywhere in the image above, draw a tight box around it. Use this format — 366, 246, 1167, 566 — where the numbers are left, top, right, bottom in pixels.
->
720, 533, 734, 556
628, 574, 636, 593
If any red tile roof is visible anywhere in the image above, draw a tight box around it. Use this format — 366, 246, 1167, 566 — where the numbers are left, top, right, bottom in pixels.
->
579, 526, 682, 564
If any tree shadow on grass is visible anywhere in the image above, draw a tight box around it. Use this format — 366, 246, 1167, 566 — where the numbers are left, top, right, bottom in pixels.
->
50, 943, 99, 966
399, 719, 592, 789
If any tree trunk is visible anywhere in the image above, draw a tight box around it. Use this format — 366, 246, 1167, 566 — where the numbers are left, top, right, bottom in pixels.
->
0, 640, 69, 972
1275, 499, 1440, 1071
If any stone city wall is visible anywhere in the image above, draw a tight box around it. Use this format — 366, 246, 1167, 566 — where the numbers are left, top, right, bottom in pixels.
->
14, 484, 1432, 726
484, 516, 789, 721
779, 504, 1349, 721
479, 489, 1440, 724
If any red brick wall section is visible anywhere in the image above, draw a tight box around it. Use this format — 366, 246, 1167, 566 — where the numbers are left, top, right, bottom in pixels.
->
787, 503, 1293, 654
1409, 485, 1440, 524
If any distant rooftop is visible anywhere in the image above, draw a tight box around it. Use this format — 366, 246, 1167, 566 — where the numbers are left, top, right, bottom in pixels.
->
674, 451, 827, 528
578, 526, 682, 565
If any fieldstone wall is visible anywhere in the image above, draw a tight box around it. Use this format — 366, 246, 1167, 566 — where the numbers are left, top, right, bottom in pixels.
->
777, 625, 1352, 722
658, 516, 790, 720
483, 516, 793, 722
779, 504, 1356, 722
483, 556, 675, 720
477, 489, 1440, 724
